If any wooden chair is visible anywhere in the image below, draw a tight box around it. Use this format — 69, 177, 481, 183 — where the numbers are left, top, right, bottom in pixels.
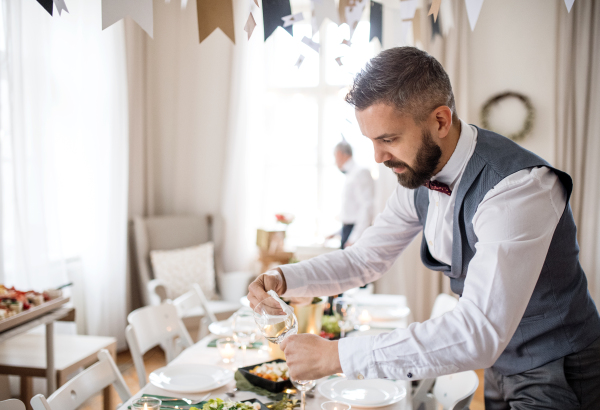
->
125, 303, 193, 389
0, 399, 26, 410
30, 349, 130, 410
0, 334, 116, 410
433, 371, 479, 410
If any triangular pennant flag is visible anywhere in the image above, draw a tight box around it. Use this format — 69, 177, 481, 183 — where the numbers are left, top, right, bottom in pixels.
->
244, 13, 257, 40
196, 0, 235, 43
428, 0, 442, 22
102, 0, 153, 37
282, 12, 304, 27
400, 0, 419, 20
369, 1, 382, 44
36, 0, 53, 15
263, 0, 293, 40
564, 0, 575, 12
430, 14, 441, 40
342, 38, 352, 47
294, 55, 305, 68
302, 36, 321, 53
338, 0, 350, 24
53, 0, 68, 16
345, 0, 367, 40
335, 56, 343, 66
254, 0, 260, 6
439, 0, 454, 36
311, 0, 339, 36
464, 0, 484, 31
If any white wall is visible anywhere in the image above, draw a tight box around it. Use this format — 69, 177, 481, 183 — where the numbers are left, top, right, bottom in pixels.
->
146, 0, 234, 216
467, 0, 558, 163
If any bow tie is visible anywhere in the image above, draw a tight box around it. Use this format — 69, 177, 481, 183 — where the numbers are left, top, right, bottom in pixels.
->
424, 180, 452, 196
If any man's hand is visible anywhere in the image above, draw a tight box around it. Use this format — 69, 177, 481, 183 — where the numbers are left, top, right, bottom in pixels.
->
248, 269, 287, 309
280, 334, 343, 380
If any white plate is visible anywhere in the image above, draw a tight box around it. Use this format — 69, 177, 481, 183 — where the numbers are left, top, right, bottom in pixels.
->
318, 377, 407, 408
208, 318, 233, 337
149, 364, 233, 393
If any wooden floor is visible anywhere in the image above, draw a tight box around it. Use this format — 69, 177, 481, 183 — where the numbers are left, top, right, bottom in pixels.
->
78, 349, 486, 410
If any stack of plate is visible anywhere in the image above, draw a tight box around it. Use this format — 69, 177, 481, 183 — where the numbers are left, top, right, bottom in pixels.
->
318, 377, 407, 408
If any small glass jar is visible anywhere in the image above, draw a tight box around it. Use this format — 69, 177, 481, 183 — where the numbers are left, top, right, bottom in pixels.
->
321, 402, 351, 410
132, 397, 161, 410
217, 337, 237, 364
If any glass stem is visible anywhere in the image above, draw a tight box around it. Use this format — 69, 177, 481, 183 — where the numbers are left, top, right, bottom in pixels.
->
242, 345, 247, 366
301, 390, 306, 410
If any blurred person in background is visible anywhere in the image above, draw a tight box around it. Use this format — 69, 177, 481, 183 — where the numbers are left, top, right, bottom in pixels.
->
328, 140, 375, 249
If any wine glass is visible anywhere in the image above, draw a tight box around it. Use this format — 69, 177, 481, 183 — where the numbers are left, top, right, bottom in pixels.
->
254, 296, 315, 409
292, 379, 317, 410
332, 297, 356, 338
232, 307, 258, 366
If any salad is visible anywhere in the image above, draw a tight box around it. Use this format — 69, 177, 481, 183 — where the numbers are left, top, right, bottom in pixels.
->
192, 398, 261, 410
249, 362, 289, 382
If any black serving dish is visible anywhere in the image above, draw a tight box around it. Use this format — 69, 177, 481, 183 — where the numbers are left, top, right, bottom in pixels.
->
238, 359, 293, 393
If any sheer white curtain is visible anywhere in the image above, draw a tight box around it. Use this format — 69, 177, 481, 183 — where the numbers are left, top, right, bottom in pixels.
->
220, 0, 268, 273
0, 1, 129, 346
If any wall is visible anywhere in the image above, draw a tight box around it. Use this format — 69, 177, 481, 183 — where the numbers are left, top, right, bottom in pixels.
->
467, 0, 558, 163
145, 0, 234, 216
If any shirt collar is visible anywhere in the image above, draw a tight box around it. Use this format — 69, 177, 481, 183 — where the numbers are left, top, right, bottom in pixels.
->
431, 119, 475, 188
341, 157, 356, 173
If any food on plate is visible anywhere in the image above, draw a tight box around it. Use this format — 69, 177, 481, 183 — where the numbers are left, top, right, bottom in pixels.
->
320, 315, 341, 339
0, 285, 50, 320
194, 398, 261, 410
249, 361, 289, 382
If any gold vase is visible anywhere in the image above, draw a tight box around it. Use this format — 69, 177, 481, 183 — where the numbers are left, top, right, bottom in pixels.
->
268, 298, 326, 360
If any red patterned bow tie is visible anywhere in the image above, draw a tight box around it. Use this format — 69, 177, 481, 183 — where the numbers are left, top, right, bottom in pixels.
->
424, 180, 452, 196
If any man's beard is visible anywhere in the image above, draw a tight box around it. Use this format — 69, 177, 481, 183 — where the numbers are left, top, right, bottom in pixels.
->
384, 129, 442, 189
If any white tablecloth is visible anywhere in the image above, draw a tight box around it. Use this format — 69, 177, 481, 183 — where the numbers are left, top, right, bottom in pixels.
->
121, 336, 411, 409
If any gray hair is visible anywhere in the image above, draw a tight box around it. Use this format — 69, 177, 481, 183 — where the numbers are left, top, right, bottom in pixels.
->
335, 141, 353, 157
345, 47, 458, 123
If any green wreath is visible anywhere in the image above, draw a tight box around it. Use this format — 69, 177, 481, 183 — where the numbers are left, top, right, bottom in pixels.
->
480, 91, 535, 142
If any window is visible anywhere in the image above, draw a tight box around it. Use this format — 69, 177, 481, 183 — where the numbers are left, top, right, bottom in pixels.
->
261, 1, 379, 247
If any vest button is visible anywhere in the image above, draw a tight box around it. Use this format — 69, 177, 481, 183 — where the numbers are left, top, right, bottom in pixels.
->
407, 372, 413, 378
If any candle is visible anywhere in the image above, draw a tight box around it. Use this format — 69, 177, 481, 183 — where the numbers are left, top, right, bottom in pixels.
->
217, 337, 237, 363
132, 397, 161, 410
358, 309, 371, 325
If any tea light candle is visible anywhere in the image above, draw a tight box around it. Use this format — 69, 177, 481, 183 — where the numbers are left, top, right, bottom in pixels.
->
132, 397, 161, 410
217, 337, 237, 364
358, 309, 371, 331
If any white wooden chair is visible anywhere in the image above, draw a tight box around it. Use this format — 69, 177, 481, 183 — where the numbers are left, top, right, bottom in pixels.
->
433, 371, 479, 410
0, 399, 26, 410
125, 303, 193, 389
29, 349, 130, 410
173, 283, 225, 340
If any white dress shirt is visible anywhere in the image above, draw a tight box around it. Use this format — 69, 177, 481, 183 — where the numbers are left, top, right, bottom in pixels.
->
280, 120, 567, 380
339, 158, 375, 244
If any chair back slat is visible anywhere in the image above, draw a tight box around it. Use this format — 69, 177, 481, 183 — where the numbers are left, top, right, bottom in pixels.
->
433, 370, 479, 410
0, 399, 26, 410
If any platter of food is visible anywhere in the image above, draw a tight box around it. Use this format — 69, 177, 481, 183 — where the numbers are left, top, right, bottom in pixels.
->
238, 359, 292, 393
0, 285, 70, 333
193, 398, 267, 410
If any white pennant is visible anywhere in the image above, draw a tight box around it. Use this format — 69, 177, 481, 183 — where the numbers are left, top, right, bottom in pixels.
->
311, 0, 339, 36
564, 0, 575, 12
302, 36, 321, 53
440, 0, 455, 36
53, 0, 69, 16
345, 0, 367, 40
464, 0, 484, 31
399, 0, 419, 20
103, 0, 153, 38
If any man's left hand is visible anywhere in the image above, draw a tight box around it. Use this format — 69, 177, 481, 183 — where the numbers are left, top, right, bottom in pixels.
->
279, 334, 343, 380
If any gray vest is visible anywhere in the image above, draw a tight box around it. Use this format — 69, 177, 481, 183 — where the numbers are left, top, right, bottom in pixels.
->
414, 127, 600, 375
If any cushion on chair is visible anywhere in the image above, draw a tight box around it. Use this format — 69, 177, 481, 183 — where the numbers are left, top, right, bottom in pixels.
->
150, 242, 215, 300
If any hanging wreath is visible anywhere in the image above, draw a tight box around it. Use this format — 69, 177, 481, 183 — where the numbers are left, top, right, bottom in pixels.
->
480, 91, 535, 142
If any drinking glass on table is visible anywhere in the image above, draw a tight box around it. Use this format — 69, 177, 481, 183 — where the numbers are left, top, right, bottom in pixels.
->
232, 308, 259, 366
332, 297, 356, 338
254, 295, 314, 410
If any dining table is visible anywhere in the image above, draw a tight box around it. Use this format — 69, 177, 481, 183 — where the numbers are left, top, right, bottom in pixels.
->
121, 334, 412, 410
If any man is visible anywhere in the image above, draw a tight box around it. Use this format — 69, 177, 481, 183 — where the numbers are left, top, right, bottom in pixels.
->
248, 47, 600, 409
330, 141, 374, 249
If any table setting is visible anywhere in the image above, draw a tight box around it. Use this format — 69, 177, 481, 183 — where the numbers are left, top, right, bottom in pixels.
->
121, 294, 410, 410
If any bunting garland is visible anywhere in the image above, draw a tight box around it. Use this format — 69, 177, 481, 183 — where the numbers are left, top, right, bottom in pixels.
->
35, 0, 53, 15
311, 0, 339, 37
345, 0, 367, 40
465, 0, 484, 31
53, 0, 69, 16
369, 1, 382, 44
428, 0, 441, 22
102, 0, 154, 37
263, 0, 293, 41
564, 0, 575, 12
196, 0, 235, 44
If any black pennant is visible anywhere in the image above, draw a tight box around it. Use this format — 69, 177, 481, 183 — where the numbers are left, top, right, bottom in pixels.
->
36, 0, 53, 15
369, 1, 383, 44
262, 0, 293, 41
431, 13, 442, 40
